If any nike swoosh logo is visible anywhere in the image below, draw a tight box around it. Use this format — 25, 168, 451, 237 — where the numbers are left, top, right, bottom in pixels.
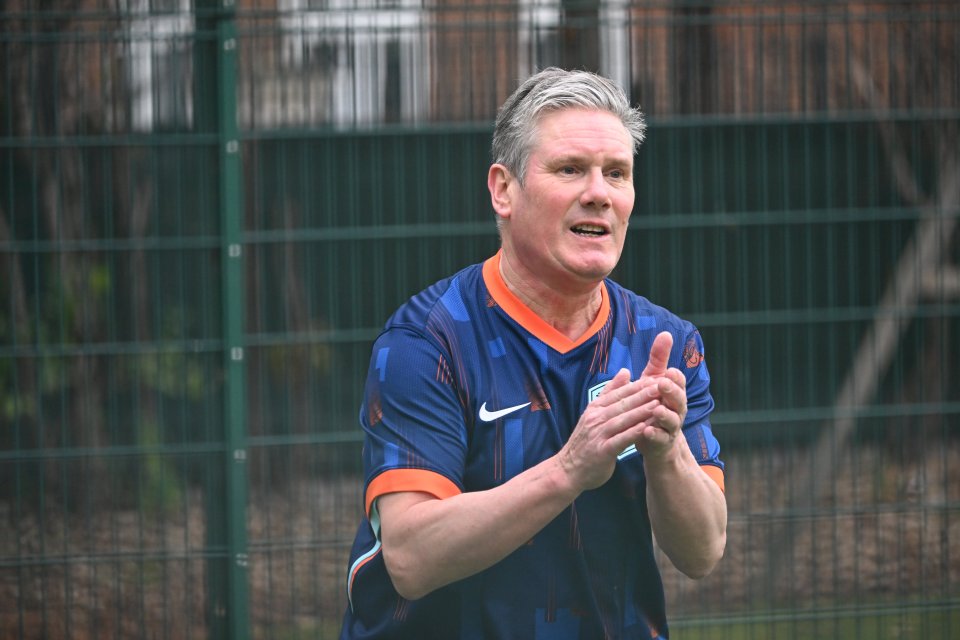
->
478, 401, 532, 422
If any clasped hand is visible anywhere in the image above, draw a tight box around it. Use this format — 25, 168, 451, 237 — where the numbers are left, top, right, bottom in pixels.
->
558, 331, 688, 491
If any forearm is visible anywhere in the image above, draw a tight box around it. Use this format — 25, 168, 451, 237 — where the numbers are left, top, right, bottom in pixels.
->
644, 439, 727, 578
378, 456, 581, 600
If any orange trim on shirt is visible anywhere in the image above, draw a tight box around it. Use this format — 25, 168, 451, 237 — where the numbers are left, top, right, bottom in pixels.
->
482, 251, 610, 354
365, 468, 462, 515
701, 465, 725, 493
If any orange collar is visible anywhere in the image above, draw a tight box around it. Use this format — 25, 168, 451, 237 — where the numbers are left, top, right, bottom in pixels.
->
482, 251, 609, 354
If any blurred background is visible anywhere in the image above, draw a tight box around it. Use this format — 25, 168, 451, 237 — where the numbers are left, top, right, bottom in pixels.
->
1, 0, 958, 638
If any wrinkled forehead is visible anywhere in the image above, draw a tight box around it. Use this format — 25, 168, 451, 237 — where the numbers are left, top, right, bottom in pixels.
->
528, 107, 634, 156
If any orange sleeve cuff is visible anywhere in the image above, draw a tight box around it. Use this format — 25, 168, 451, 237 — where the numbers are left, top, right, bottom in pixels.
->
701, 464, 725, 493
365, 468, 462, 516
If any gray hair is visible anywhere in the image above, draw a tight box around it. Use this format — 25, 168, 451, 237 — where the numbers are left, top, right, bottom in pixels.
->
491, 67, 646, 185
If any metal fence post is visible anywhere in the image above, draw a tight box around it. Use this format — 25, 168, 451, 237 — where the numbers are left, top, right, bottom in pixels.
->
218, 14, 250, 639
196, 0, 249, 636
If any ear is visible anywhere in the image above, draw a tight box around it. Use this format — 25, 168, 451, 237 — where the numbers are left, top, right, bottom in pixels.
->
487, 164, 515, 222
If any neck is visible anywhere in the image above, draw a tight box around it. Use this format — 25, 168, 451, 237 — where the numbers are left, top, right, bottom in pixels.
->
497, 252, 604, 342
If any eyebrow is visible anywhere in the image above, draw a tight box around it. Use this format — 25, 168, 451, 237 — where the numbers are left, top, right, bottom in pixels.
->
549, 153, 633, 167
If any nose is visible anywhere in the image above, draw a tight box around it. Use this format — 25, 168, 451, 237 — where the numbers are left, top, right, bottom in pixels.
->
580, 168, 611, 209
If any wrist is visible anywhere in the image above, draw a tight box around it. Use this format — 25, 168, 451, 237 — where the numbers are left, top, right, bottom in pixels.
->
546, 453, 585, 501
643, 436, 689, 474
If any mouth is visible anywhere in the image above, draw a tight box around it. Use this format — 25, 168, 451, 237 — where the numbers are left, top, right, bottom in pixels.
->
570, 223, 609, 237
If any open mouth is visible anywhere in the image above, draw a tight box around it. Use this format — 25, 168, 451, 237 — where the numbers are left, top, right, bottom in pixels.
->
571, 224, 608, 237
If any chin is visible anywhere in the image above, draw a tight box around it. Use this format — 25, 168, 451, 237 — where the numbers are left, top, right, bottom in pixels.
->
571, 263, 616, 283
580, 253, 620, 275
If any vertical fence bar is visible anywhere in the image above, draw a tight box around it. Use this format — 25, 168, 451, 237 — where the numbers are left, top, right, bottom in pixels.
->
196, 0, 249, 636
217, 13, 250, 640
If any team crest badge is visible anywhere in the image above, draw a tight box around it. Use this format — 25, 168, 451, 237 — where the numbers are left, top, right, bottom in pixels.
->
587, 380, 609, 403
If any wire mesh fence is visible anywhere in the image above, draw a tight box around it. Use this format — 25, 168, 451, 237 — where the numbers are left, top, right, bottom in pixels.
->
1, 1, 958, 638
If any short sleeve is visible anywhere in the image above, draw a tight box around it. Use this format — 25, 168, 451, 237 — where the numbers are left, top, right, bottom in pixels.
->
677, 328, 724, 489
359, 326, 467, 513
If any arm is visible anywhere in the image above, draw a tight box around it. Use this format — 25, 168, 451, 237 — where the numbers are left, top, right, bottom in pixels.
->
635, 332, 728, 578
377, 457, 577, 600
377, 367, 655, 600
643, 424, 727, 578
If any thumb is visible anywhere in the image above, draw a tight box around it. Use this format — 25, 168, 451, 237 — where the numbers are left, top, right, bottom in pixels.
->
641, 331, 673, 378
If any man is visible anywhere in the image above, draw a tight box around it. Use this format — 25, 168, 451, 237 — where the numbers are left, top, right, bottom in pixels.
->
340, 67, 727, 639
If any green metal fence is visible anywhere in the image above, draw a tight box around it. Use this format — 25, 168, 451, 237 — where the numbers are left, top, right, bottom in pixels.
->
2, 1, 958, 638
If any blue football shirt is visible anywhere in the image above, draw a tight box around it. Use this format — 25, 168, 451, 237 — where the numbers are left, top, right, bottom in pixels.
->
341, 252, 724, 640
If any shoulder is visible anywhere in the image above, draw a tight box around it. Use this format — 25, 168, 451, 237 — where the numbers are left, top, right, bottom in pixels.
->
383, 262, 485, 332
370, 262, 487, 363
605, 278, 698, 336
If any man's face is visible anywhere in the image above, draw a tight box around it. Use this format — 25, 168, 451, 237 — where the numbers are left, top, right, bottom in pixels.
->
497, 107, 635, 292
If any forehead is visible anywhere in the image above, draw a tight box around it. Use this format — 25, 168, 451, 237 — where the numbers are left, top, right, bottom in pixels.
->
530, 108, 633, 159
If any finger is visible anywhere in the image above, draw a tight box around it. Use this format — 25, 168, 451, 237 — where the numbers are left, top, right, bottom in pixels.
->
641, 331, 673, 378
594, 368, 633, 406
656, 375, 685, 405
650, 403, 684, 434
606, 423, 650, 457
640, 399, 687, 439
584, 390, 660, 444
663, 367, 686, 390
636, 422, 674, 454
654, 378, 687, 424
606, 367, 633, 389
